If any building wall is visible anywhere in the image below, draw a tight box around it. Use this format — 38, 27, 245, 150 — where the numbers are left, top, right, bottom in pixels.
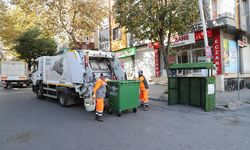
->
134, 46, 155, 80
247, 0, 250, 32
241, 40, 250, 73
215, 0, 236, 18
111, 27, 128, 51
239, 0, 249, 31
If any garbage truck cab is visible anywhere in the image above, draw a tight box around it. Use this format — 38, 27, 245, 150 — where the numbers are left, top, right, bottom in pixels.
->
32, 50, 126, 107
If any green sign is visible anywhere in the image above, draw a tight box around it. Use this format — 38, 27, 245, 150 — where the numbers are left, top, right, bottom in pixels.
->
114, 47, 136, 58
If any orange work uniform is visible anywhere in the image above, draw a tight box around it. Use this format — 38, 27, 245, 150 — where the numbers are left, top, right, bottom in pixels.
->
139, 75, 149, 106
93, 79, 107, 117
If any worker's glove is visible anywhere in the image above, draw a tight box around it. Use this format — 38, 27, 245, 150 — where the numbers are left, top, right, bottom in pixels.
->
92, 94, 96, 100
105, 78, 110, 82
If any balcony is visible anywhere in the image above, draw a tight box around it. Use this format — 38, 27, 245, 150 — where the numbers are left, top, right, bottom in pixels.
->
193, 11, 237, 33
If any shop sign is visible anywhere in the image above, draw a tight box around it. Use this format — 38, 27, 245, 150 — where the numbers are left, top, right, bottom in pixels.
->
154, 49, 160, 77
153, 42, 160, 49
224, 39, 238, 73
114, 47, 136, 59
195, 29, 213, 41
213, 29, 222, 74
208, 84, 215, 95
170, 33, 195, 47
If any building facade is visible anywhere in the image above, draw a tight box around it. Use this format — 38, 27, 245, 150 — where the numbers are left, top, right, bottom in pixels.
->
171, 0, 250, 91
97, 0, 158, 81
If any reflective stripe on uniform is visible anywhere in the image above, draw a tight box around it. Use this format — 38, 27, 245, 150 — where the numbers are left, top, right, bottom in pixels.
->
96, 111, 103, 116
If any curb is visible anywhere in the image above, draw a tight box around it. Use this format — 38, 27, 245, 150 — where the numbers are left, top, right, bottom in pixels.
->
149, 97, 167, 102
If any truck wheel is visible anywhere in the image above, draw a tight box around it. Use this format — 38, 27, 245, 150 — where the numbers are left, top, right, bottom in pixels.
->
36, 84, 44, 99
4, 84, 9, 89
58, 92, 67, 107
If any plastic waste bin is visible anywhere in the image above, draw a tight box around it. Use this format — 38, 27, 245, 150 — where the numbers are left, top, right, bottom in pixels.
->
107, 80, 140, 116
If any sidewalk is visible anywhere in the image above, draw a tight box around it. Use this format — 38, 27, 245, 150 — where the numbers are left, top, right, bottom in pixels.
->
149, 84, 250, 108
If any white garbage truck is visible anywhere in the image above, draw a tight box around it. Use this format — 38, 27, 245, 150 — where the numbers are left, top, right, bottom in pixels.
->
32, 50, 126, 107
0, 61, 30, 88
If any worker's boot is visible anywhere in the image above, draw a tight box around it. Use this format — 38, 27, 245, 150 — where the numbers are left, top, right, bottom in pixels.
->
143, 105, 149, 111
139, 103, 144, 108
96, 115, 104, 122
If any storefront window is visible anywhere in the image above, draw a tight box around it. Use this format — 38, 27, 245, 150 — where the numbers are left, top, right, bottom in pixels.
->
177, 51, 188, 63
192, 49, 206, 62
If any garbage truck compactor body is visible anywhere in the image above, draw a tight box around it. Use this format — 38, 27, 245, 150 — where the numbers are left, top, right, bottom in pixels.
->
32, 50, 125, 106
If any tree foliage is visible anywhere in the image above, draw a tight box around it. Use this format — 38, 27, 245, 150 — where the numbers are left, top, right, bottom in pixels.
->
12, 0, 108, 47
15, 28, 57, 69
114, 0, 199, 74
0, 2, 38, 48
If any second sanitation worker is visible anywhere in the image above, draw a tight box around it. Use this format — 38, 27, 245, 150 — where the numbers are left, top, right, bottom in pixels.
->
138, 70, 149, 111
92, 74, 108, 122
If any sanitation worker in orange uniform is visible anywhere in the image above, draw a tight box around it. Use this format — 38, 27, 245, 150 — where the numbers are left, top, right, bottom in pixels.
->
92, 74, 108, 122
138, 70, 149, 111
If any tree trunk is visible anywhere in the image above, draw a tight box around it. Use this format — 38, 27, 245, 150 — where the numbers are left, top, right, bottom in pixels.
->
159, 30, 172, 77
69, 31, 78, 49
27, 61, 32, 71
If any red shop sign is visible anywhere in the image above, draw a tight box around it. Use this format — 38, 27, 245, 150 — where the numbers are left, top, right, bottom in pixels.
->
195, 29, 213, 41
212, 29, 222, 74
154, 49, 160, 77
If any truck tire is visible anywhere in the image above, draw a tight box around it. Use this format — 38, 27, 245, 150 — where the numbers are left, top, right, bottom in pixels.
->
58, 92, 67, 107
4, 82, 10, 89
4, 84, 8, 89
36, 84, 44, 99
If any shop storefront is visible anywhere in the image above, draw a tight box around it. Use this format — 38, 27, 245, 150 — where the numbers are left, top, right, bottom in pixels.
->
134, 44, 156, 80
171, 28, 250, 91
171, 29, 222, 87
114, 47, 136, 80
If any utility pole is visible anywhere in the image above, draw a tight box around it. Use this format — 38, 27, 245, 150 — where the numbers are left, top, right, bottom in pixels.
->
198, 0, 211, 62
237, 40, 240, 101
108, 0, 112, 52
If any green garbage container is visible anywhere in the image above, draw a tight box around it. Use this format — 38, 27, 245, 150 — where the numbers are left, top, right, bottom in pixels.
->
168, 62, 216, 112
107, 80, 140, 116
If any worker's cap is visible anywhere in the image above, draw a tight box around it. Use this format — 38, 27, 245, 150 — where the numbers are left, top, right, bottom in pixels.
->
138, 70, 143, 75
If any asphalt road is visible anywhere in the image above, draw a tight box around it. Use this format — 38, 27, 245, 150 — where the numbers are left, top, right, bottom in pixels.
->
0, 87, 250, 150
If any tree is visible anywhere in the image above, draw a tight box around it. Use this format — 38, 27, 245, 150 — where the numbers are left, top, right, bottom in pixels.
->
12, 0, 108, 47
114, 0, 199, 75
15, 28, 57, 70
0, 5, 38, 48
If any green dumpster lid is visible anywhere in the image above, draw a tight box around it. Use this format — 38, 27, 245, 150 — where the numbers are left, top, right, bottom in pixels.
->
169, 62, 216, 70
108, 80, 140, 84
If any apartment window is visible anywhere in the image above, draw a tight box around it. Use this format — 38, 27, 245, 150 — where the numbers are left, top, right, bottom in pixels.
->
99, 29, 109, 43
99, 28, 109, 50
242, 0, 248, 15
113, 27, 121, 40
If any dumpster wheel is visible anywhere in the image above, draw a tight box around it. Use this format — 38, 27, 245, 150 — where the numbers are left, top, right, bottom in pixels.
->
117, 111, 121, 117
133, 108, 137, 113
